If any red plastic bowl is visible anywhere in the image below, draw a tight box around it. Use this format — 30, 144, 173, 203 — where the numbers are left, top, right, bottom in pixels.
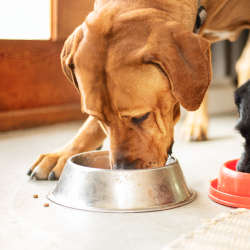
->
208, 159, 250, 208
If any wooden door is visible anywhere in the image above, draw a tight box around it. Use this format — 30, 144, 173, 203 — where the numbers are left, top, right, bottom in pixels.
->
0, 0, 95, 132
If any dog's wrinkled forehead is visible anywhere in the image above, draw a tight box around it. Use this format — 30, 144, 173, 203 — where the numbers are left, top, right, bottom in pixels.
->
72, 2, 211, 119
74, 16, 164, 118
73, 6, 168, 113
74, 35, 170, 121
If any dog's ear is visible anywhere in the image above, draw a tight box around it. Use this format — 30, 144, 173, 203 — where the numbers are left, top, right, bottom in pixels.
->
61, 26, 84, 92
143, 22, 212, 111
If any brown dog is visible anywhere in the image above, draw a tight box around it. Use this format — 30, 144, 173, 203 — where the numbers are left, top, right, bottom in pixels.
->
28, 0, 250, 179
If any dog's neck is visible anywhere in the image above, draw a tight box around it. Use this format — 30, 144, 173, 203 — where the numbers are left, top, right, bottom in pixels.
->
94, 0, 199, 32
200, 0, 250, 42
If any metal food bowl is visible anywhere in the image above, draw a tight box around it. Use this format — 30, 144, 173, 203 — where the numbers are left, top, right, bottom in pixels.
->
47, 151, 196, 212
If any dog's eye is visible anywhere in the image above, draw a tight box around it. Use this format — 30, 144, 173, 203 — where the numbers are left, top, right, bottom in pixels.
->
132, 112, 150, 125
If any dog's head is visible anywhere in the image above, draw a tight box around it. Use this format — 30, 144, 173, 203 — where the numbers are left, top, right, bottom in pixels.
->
61, 7, 212, 169
234, 80, 250, 173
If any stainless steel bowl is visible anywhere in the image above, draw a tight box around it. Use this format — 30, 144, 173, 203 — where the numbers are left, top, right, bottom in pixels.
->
47, 151, 196, 212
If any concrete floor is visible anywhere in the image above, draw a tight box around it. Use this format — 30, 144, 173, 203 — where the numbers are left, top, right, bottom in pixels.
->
0, 115, 244, 250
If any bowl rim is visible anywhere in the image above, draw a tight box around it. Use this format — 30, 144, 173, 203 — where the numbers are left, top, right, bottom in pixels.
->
222, 159, 250, 179
68, 150, 179, 172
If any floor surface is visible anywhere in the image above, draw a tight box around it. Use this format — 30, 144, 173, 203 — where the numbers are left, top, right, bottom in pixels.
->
0, 114, 244, 250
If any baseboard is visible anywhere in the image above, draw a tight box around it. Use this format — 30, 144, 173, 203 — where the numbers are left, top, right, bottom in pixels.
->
0, 103, 88, 132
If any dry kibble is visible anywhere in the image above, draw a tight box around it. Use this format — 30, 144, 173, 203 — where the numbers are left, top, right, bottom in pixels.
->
44, 203, 49, 207
33, 194, 38, 198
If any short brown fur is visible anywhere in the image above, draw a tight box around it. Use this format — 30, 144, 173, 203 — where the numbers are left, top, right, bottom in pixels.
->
29, 0, 250, 178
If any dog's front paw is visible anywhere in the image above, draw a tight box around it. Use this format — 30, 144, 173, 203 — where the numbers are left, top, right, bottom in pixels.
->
181, 111, 209, 141
27, 151, 72, 180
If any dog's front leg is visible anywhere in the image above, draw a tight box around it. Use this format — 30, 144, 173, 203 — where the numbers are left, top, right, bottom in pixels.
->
181, 93, 209, 141
28, 116, 107, 180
